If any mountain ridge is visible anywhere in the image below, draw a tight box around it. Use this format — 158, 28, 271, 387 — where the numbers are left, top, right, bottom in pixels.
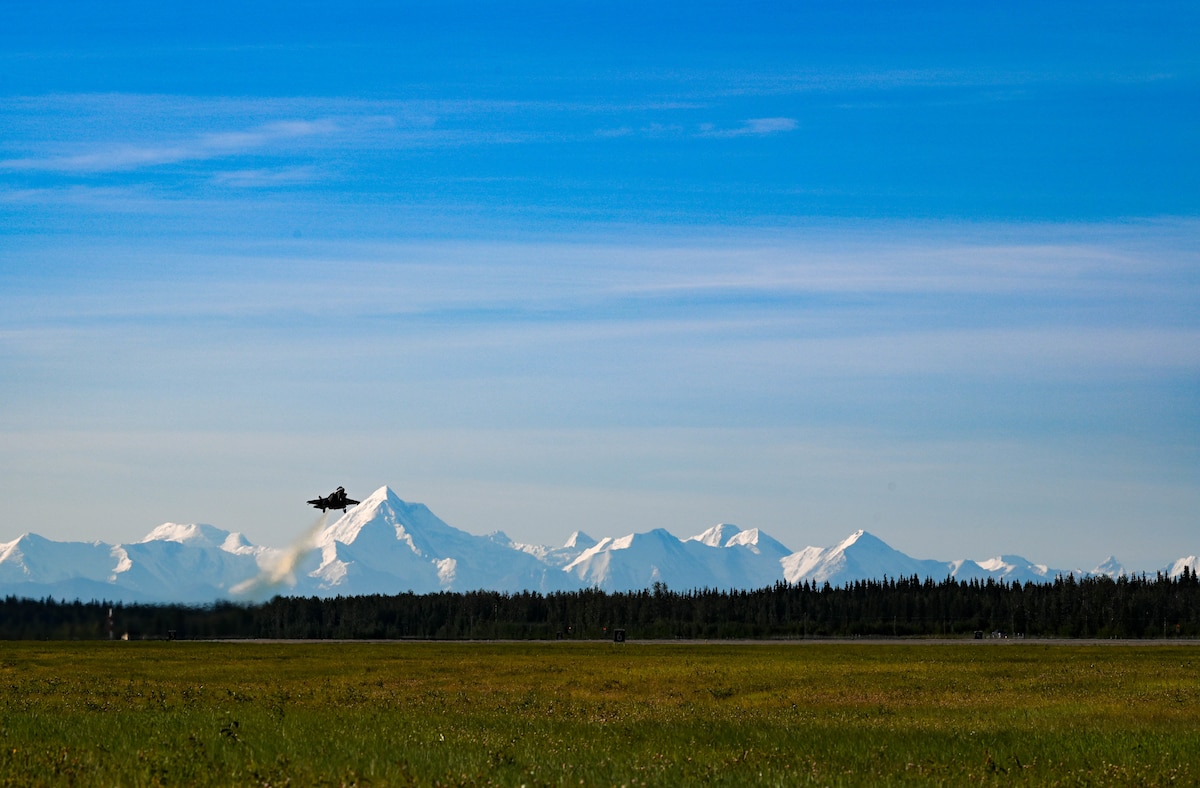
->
0, 485, 1191, 604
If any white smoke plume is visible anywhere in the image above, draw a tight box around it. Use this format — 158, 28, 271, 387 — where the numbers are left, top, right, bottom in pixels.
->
231, 512, 327, 598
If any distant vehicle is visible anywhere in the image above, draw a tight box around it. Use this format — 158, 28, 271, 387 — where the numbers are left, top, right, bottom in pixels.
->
307, 486, 359, 512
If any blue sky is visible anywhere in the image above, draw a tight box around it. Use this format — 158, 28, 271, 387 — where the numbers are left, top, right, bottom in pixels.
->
1, 1, 1197, 569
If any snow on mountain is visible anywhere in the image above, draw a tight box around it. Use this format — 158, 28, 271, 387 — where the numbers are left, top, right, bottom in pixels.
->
724, 527, 791, 557
0, 485, 1193, 603
565, 531, 598, 550
297, 486, 577, 595
0, 525, 270, 603
514, 530, 597, 568
971, 554, 1088, 584
778, 546, 824, 582
0, 533, 119, 586
110, 523, 271, 602
688, 523, 743, 548
305, 536, 438, 596
1167, 556, 1198, 578
303, 493, 444, 594
565, 523, 792, 591
1091, 556, 1128, 578
778, 532, 1096, 587
565, 528, 713, 591
141, 522, 258, 555
781, 530, 950, 586
684, 524, 792, 589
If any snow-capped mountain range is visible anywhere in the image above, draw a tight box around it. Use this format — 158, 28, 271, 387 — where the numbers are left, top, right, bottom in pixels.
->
0, 486, 1194, 604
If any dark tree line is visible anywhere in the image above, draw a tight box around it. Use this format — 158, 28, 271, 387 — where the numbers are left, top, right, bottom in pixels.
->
2, 570, 1198, 641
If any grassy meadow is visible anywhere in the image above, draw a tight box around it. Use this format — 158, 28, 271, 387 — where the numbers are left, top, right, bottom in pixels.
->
0, 640, 1196, 786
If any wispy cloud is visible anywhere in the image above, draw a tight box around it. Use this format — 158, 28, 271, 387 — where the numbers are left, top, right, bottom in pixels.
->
594, 117, 799, 141
697, 117, 798, 138
210, 166, 322, 188
0, 119, 341, 174
3, 93, 688, 179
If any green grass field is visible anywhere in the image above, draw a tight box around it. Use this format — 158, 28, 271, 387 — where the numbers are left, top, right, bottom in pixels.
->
0, 640, 1196, 786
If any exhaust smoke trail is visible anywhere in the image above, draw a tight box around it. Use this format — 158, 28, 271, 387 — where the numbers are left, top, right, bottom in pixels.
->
231, 511, 328, 598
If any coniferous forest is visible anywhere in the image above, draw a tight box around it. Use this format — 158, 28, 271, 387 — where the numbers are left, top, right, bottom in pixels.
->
2, 571, 1198, 641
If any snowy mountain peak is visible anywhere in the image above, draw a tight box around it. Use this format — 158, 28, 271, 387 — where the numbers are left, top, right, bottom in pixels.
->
564, 531, 596, 549
783, 529, 950, 586
0, 533, 38, 556
646, 528, 682, 544
833, 529, 884, 554
1168, 556, 1198, 578
609, 534, 636, 550
1092, 556, 1127, 578
688, 523, 742, 547
977, 555, 1052, 578
140, 522, 249, 552
364, 485, 396, 505
300, 486, 578, 596
841, 529, 867, 545
685, 524, 791, 560
724, 528, 792, 557
0, 485, 1194, 602
319, 486, 445, 550
584, 529, 681, 555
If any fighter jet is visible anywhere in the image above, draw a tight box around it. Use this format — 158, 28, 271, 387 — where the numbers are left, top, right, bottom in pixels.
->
307, 486, 359, 512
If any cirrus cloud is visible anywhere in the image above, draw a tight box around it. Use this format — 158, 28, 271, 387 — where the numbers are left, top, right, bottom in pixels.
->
698, 117, 798, 138
0, 118, 342, 174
